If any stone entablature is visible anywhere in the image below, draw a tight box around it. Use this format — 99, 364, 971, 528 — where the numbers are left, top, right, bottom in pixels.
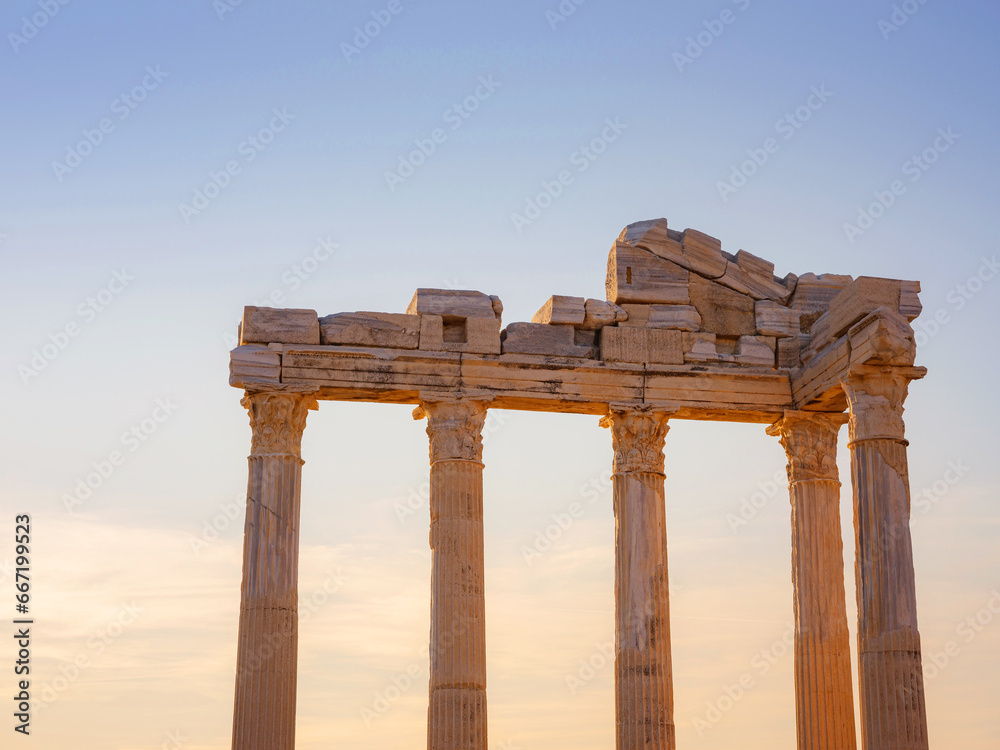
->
226, 217, 931, 750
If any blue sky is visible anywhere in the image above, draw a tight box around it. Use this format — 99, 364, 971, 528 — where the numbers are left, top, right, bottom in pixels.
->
1, 1, 998, 748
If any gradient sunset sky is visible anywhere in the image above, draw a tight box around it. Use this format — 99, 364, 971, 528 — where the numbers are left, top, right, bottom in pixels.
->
2, 1, 999, 748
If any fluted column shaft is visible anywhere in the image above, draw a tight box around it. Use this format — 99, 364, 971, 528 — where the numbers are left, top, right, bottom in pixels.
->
843, 368, 929, 750
768, 411, 857, 750
415, 395, 491, 750
231, 391, 317, 750
601, 404, 675, 750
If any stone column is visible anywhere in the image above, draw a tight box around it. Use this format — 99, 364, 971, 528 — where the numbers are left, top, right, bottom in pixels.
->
231, 391, 317, 750
843, 367, 929, 750
600, 404, 675, 750
414, 395, 491, 750
767, 411, 857, 750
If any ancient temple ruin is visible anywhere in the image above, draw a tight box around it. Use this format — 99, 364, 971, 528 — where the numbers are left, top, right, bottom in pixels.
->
227, 217, 930, 750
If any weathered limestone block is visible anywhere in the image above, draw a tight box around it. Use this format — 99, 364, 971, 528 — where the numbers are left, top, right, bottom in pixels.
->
241, 306, 320, 345
580, 298, 627, 330
619, 304, 701, 331
789, 273, 853, 311
606, 241, 690, 305
420, 315, 501, 355
827, 276, 902, 339
602, 327, 682, 365
682, 332, 717, 363
689, 275, 756, 336
319, 311, 420, 349
407, 289, 500, 319
501, 322, 596, 357
735, 335, 775, 366
532, 295, 586, 326
618, 218, 728, 278
230, 344, 281, 385
755, 300, 801, 337
848, 308, 915, 367
900, 280, 922, 321
776, 336, 801, 370
650, 305, 701, 331
715, 250, 793, 303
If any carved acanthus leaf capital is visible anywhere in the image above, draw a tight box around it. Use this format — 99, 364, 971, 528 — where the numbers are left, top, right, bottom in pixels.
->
842, 366, 924, 443
766, 410, 847, 483
242, 391, 318, 457
414, 395, 491, 464
600, 404, 674, 475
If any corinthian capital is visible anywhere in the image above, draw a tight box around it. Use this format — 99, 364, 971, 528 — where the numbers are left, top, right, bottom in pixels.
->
842, 366, 925, 443
242, 391, 318, 458
599, 404, 674, 475
413, 395, 491, 464
766, 410, 847, 483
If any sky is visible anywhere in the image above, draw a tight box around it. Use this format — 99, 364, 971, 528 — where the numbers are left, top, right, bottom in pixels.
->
1, 0, 998, 748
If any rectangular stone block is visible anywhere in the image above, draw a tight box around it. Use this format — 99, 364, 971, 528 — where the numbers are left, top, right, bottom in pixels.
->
688, 275, 756, 336
755, 300, 801, 337
230, 344, 281, 384
406, 289, 499, 319
776, 336, 801, 369
606, 241, 690, 305
419, 315, 501, 355
617, 219, 729, 278
319, 312, 420, 349
600, 327, 682, 365
715, 255, 793, 303
241, 306, 320, 345
580, 299, 624, 330
789, 273, 854, 311
532, 295, 586, 326
827, 276, 902, 340
899, 280, 922, 321
501, 322, 594, 357
648, 305, 701, 331
735, 335, 776, 367
682, 332, 717, 363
